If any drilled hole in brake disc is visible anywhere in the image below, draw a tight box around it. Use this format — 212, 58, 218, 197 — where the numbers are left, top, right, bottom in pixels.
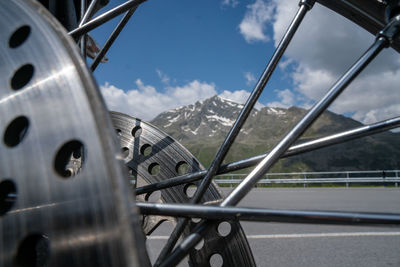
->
10, 64, 34, 90
209, 253, 224, 267
145, 190, 161, 202
148, 163, 160, 176
131, 126, 142, 138
9, 25, 31, 48
3, 116, 29, 147
140, 144, 152, 156
0, 179, 17, 216
15, 234, 50, 267
54, 140, 85, 178
176, 161, 190, 175
217, 221, 231, 237
121, 147, 130, 158
184, 183, 197, 198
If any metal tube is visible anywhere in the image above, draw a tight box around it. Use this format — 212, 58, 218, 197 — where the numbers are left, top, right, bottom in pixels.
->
80, 0, 87, 58
154, 4, 313, 265
91, 7, 137, 71
285, 116, 400, 156
69, 0, 147, 38
79, 0, 100, 26
135, 116, 400, 195
137, 202, 400, 225
162, 21, 396, 267
222, 37, 387, 207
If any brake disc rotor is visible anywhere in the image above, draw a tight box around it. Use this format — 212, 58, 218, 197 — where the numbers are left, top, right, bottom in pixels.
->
110, 111, 255, 266
0, 1, 148, 266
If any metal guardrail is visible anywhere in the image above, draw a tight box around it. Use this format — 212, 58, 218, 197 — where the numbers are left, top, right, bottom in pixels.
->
215, 170, 400, 187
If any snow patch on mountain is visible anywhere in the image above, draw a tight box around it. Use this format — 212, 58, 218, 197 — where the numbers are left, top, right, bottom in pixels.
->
267, 107, 286, 115
205, 115, 235, 127
169, 114, 181, 123
182, 125, 199, 135
218, 95, 244, 108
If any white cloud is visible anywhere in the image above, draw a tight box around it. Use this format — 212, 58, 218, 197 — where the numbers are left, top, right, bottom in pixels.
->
239, 0, 274, 43
292, 66, 336, 101
242, 0, 400, 124
156, 69, 170, 85
100, 79, 260, 119
100, 79, 217, 120
267, 89, 295, 108
169, 80, 217, 104
361, 105, 400, 125
219, 89, 264, 109
244, 72, 256, 86
279, 58, 293, 70
332, 70, 400, 123
222, 0, 239, 8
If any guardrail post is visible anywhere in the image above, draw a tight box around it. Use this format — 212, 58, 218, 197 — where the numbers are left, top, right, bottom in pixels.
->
383, 170, 386, 188
303, 172, 306, 188
396, 171, 398, 187
346, 172, 349, 188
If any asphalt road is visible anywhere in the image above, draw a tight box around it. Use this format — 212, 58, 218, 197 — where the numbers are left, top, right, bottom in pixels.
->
147, 188, 400, 266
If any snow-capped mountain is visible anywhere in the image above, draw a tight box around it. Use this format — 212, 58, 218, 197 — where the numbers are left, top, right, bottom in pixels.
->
152, 95, 247, 140
151, 95, 400, 172
152, 95, 291, 142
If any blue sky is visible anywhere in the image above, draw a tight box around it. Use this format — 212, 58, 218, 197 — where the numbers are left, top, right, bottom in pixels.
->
92, 0, 287, 104
91, 0, 400, 122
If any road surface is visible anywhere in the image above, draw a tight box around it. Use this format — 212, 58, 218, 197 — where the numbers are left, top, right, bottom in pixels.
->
147, 188, 400, 266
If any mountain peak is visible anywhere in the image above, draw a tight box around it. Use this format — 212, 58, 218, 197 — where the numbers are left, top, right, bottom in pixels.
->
150, 96, 400, 171
196, 95, 244, 107
151, 95, 251, 141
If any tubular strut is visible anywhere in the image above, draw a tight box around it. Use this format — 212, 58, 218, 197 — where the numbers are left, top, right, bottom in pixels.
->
153, 1, 315, 265
91, 7, 137, 71
137, 202, 400, 225
159, 12, 400, 267
69, 0, 147, 38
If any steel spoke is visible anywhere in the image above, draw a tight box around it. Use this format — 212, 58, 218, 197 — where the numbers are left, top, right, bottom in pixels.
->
91, 7, 137, 71
135, 116, 400, 195
69, 0, 147, 38
79, 0, 100, 26
80, 0, 88, 58
137, 202, 400, 226
160, 14, 400, 267
153, 2, 315, 265
221, 44, 382, 206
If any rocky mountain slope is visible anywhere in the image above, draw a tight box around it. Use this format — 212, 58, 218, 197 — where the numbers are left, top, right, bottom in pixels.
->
151, 95, 400, 172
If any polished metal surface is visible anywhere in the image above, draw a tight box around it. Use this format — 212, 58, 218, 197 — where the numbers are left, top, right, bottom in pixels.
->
0, 1, 147, 266
79, 0, 100, 26
69, 0, 147, 39
137, 202, 400, 226
110, 111, 255, 266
